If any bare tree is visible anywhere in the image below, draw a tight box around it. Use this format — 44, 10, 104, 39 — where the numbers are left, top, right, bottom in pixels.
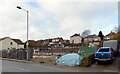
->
113, 26, 120, 33
81, 29, 91, 38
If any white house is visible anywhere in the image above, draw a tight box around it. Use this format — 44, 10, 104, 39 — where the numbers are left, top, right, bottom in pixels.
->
0, 37, 24, 50
84, 34, 101, 42
70, 34, 82, 44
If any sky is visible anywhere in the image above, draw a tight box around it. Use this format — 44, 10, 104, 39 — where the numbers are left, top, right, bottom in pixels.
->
0, 0, 119, 42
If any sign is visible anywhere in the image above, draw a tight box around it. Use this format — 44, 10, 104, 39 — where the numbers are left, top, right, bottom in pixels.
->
26, 42, 29, 46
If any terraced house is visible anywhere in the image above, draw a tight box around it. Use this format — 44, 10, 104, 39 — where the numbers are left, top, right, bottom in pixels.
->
84, 34, 101, 42
49, 37, 65, 47
83, 34, 101, 47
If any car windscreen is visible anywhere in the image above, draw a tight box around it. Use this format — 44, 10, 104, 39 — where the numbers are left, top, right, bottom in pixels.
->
98, 48, 109, 52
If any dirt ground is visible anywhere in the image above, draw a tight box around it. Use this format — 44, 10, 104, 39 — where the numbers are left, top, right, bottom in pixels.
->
31, 55, 61, 64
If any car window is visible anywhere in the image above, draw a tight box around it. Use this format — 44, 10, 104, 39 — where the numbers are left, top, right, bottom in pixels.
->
98, 48, 109, 52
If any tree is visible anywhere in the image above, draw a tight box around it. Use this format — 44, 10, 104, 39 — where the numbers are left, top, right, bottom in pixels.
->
110, 33, 118, 40
112, 26, 120, 43
98, 31, 104, 40
28, 40, 37, 48
24, 42, 27, 49
113, 26, 120, 33
112, 26, 120, 41
81, 29, 91, 38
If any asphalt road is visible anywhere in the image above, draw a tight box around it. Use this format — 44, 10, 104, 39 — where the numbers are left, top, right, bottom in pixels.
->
1, 57, 119, 72
2, 60, 76, 72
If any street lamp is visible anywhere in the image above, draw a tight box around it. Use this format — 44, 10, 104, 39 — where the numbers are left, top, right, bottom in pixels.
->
17, 6, 29, 60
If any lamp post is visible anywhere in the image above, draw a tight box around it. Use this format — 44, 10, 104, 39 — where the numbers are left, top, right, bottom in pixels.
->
17, 6, 29, 60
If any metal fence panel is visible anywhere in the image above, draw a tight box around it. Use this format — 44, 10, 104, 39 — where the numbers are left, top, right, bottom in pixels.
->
1, 49, 33, 60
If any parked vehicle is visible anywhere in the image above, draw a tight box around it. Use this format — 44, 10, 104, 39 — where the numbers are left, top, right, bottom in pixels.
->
95, 47, 115, 63
103, 40, 117, 50
103, 40, 118, 56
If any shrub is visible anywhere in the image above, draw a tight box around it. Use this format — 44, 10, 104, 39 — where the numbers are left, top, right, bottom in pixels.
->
12, 48, 16, 50
80, 54, 95, 67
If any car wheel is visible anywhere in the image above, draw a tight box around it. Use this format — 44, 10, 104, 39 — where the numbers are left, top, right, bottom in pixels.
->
109, 60, 113, 64
97, 61, 100, 64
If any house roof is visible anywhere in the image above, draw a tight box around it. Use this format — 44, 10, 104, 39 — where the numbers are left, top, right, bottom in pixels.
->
12, 39, 24, 45
52, 37, 63, 40
84, 34, 98, 38
70, 34, 80, 37
105, 31, 116, 36
37, 39, 52, 43
0, 37, 24, 45
0, 37, 9, 41
44, 39, 52, 42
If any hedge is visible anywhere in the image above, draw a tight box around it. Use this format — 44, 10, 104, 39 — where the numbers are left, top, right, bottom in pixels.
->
80, 54, 95, 67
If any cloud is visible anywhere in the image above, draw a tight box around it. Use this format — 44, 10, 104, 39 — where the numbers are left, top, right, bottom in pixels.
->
0, 2, 26, 41
37, 1, 118, 35
0, 0, 118, 41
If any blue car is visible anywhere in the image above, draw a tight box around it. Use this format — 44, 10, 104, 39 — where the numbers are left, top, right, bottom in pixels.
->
95, 47, 115, 63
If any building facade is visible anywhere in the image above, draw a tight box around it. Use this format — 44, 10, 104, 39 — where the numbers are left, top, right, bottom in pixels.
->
70, 34, 82, 44
0, 37, 24, 50
49, 37, 65, 47
84, 34, 101, 43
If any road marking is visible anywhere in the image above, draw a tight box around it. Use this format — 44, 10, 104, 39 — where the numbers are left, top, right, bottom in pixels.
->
8, 66, 30, 72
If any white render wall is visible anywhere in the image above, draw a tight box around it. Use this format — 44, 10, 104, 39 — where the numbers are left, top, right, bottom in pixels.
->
18, 45, 24, 49
70, 36, 82, 44
2, 37, 18, 50
0, 41, 2, 50
0, 37, 24, 50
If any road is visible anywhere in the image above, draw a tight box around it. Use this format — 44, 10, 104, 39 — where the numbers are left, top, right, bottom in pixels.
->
91, 57, 120, 72
2, 60, 77, 72
1, 57, 119, 72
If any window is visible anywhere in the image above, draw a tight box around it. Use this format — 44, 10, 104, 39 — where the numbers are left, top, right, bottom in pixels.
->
10, 42, 12, 45
98, 48, 109, 52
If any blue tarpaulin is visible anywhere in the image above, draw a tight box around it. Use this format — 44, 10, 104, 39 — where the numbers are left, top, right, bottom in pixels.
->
56, 53, 83, 66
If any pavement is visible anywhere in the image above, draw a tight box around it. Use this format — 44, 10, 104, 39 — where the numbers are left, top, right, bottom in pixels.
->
1, 57, 119, 72
2, 58, 32, 63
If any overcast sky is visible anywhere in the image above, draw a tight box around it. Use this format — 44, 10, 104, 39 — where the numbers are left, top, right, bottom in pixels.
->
0, 0, 119, 42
